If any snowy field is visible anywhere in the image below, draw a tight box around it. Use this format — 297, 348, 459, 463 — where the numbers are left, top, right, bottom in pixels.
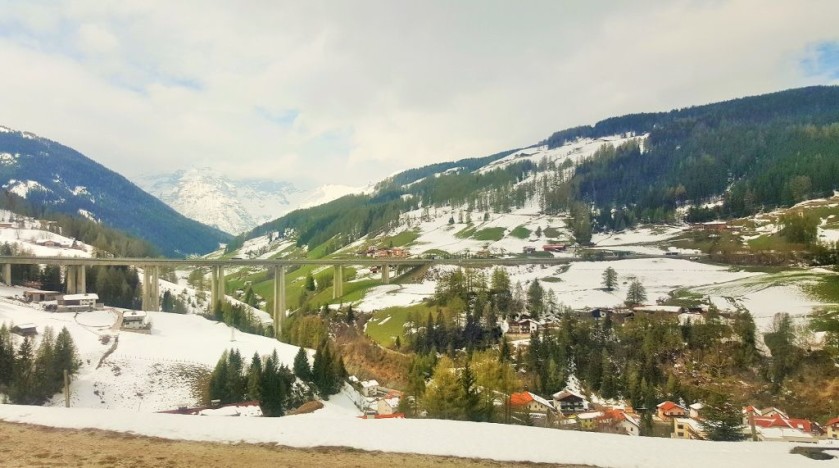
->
0, 286, 349, 413
0, 404, 833, 468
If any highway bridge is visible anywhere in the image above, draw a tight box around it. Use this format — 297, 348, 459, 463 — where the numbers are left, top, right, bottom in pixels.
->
0, 252, 702, 338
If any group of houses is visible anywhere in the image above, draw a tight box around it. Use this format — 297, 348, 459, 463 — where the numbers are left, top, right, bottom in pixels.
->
23, 289, 103, 312
360, 246, 410, 258
347, 376, 405, 419
662, 400, 836, 443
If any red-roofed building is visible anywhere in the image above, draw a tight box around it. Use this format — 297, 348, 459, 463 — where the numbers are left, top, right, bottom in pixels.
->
510, 391, 554, 414
656, 401, 687, 421
596, 409, 641, 437
826, 417, 839, 440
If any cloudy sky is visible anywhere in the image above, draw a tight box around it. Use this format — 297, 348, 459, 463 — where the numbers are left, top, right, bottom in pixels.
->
1, 0, 838, 188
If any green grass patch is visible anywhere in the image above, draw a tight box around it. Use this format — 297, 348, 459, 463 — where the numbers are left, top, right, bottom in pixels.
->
366, 302, 436, 347
543, 227, 561, 238
455, 225, 477, 239
541, 277, 563, 283
805, 274, 839, 303
384, 229, 420, 247
472, 227, 506, 241
510, 225, 531, 239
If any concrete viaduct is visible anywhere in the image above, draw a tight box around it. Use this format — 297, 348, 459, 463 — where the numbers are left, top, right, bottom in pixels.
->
0, 253, 689, 339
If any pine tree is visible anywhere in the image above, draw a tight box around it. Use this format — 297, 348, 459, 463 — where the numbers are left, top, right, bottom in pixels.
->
345, 304, 355, 324
0, 324, 14, 388
460, 361, 482, 421
625, 279, 647, 306
32, 327, 56, 401
703, 393, 746, 441
526, 279, 544, 318
10, 337, 35, 404
304, 273, 316, 292
601, 267, 618, 291
421, 356, 465, 420
246, 352, 263, 401
52, 327, 80, 385
293, 347, 312, 382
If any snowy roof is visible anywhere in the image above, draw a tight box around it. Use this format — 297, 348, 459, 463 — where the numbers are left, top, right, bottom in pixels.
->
673, 417, 704, 434
634, 305, 683, 313
553, 389, 585, 401
124, 311, 147, 320
24, 289, 60, 294
61, 293, 99, 301
689, 403, 704, 410
361, 380, 379, 388
577, 411, 604, 420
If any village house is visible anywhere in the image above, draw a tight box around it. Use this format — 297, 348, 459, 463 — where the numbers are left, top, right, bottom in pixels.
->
360, 379, 379, 397
552, 389, 588, 413
23, 289, 61, 303
506, 318, 540, 335
743, 406, 820, 442
656, 401, 687, 421
599, 409, 641, 436
689, 402, 704, 419
672, 417, 706, 440
826, 417, 839, 440
510, 391, 555, 414
122, 311, 148, 330
56, 293, 102, 312
11, 323, 37, 337
376, 390, 402, 415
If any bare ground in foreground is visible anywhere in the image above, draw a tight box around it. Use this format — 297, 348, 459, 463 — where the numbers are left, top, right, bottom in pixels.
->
0, 420, 591, 468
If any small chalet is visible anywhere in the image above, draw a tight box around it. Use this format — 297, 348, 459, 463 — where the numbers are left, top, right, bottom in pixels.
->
826, 417, 839, 440
552, 389, 588, 413
122, 311, 148, 330
23, 289, 61, 303
656, 401, 687, 421
360, 379, 379, 397
56, 293, 101, 312
689, 402, 704, 419
507, 319, 539, 335
376, 390, 402, 415
11, 323, 37, 337
509, 391, 555, 414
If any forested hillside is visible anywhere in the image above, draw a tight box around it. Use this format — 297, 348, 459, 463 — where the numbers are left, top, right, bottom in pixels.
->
0, 128, 230, 256
234, 86, 839, 252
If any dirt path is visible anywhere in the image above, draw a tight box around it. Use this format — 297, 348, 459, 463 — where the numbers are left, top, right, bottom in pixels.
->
0, 420, 588, 467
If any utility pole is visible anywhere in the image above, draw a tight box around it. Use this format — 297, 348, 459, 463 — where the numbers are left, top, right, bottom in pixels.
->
63, 369, 70, 408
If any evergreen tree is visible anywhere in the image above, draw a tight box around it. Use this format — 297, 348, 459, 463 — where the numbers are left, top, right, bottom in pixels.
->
10, 337, 35, 404
345, 304, 355, 324
161, 290, 175, 312
304, 273, 316, 292
703, 393, 746, 441
460, 361, 482, 421
246, 352, 263, 401
0, 324, 14, 389
601, 267, 618, 291
526, 279, 544, 318
625, 280, 647, 306
293, 347, 312, 382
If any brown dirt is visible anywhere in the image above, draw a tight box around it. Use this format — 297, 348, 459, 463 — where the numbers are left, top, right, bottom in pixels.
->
0, 420, 588, 468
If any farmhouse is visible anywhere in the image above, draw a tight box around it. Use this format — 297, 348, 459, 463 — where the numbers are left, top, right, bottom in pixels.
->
122, 311, 148, 330
56, 293, 101, 312
11, 323, 37, 336
509, 391, 554, 414
552, 389, 588, 413
23, 289, 61, 303
826, 417, 839, 440
656, 401, 687, 421
360, 379, 380, 397
672, 417, 706, 440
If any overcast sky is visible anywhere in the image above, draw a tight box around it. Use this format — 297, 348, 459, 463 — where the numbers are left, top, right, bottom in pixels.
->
1, 0, 838, 188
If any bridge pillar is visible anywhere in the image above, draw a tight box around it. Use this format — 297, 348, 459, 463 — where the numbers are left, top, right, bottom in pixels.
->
382, 264, 390, 284
66, 266, 77, 294
210, 265, 225, 307
141, 266, 160, 311
332, 265, 343, 299
3, 263, 10, 286
76, 266, 86, 294
273, 265, 286, 339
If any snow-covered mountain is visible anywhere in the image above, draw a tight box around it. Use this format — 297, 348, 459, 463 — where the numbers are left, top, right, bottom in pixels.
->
137, 168, 297, 235
138, 169, 368, 235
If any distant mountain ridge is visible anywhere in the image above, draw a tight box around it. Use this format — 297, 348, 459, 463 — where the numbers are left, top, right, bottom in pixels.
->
138, 169, 366, 235
233, 85, 839, 251
0, 126, 230, 256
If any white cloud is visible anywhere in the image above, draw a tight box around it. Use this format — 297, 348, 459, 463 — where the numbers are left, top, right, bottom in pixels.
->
0, 0, 836, 188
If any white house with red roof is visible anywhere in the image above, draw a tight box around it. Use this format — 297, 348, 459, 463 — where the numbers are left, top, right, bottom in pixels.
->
826, 417, 839, 440
656, 401, 687, 421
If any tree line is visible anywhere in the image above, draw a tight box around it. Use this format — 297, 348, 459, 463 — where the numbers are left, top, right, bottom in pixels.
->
0, 325, 80, 405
